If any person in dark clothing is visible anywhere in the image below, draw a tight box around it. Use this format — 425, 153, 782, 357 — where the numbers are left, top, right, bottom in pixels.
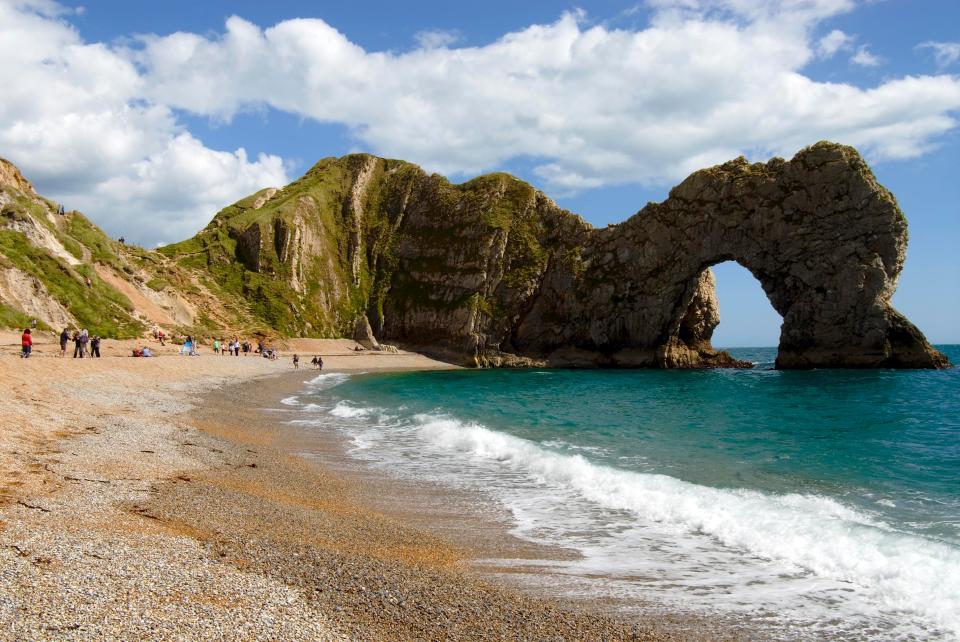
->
90, 335, 101, 358
292, 354, 300, 369
59, 328, 69, 357
73, 331, 82, 358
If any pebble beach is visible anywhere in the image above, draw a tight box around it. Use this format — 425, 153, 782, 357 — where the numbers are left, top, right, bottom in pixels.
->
0, 334, 688, 641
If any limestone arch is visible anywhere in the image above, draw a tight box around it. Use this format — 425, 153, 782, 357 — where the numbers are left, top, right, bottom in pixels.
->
521, 142, 947, 369
638, 145, 944, 369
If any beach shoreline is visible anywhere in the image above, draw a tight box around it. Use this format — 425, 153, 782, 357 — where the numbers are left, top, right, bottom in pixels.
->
0, 343, 697, 641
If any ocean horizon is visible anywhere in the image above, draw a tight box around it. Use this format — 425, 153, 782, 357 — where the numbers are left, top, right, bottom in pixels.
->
281, 345, 960, 641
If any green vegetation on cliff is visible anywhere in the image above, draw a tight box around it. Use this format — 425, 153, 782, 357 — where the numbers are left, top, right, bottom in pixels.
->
0, 228, 143, 337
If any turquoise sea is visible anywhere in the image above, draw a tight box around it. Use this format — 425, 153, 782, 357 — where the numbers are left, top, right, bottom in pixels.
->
282, 346, 960, 641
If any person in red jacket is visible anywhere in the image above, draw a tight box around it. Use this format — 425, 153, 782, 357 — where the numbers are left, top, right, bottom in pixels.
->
21, 328, 32, 359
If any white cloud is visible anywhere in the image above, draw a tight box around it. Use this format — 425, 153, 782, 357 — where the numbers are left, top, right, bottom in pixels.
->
128, 4, 960, 191
817, 29, 853, 57
413, 29, 461, 49
0, 1, 288, 244
851, 44, 881, 67
3, 0, 960, 245
918, 41, 960, 70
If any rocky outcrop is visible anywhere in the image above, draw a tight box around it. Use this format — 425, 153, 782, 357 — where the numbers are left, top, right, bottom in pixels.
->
171, 142, 948, 369
352, 314, 380, 351
499, 142, 948, 369
0, 267, 75, 329
0, 158, 36, 196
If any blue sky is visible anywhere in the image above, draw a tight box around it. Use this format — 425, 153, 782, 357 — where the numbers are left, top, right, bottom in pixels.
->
1, 0, 958, 346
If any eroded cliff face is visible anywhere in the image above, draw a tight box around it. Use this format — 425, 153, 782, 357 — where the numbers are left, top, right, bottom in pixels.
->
0, 157, 265, 338
166, 142, 948, 369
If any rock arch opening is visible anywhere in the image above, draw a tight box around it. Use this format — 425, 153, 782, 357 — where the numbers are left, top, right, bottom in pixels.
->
705, 261, 784, 350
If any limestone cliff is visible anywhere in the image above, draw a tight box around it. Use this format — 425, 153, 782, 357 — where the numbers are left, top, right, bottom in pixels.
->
162, 142, 948, 369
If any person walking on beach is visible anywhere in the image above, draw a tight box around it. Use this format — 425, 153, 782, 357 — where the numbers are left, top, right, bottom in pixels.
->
20, 328, 32, 358
72, 330, 82, 358
59, 328, 69, 357
79, 329, 89, 358
90, 335, 101, 358
158, 328, 165, 346
213, 338, 221, 355
316, 355, 323, 371
292, 354, 299, 369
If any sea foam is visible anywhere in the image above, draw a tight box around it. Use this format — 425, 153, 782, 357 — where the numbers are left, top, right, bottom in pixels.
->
305, 373, 351, 390
346, 410, 960, 639
330, 401, 372, 419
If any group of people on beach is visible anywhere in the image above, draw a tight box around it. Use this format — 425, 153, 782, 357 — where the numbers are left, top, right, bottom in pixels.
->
19, 327, 102, 359
291, 355, 324, 370
17, 324, 324, 368
57, 328, 100, 358
211, 338, 252, 356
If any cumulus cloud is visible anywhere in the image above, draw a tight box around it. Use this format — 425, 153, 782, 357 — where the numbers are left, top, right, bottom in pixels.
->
3, 0, 960, 244
918, 41, 960, 70
817, 29, 853, 57
0, 1, 288, 244
128, 3, 960, 191
851, 44, 881, 67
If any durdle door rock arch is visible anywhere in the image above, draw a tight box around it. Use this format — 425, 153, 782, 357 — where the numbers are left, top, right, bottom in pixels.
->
508, 142, 950, 369
174, 141, 949, 369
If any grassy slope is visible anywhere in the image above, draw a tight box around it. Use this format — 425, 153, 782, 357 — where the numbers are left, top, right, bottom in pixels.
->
161, 157, 360, 336
1, 154, 570, 342
0, 177, 148, 337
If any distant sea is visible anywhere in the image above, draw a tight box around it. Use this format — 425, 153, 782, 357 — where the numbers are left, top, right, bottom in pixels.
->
280, 346, 960, 641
